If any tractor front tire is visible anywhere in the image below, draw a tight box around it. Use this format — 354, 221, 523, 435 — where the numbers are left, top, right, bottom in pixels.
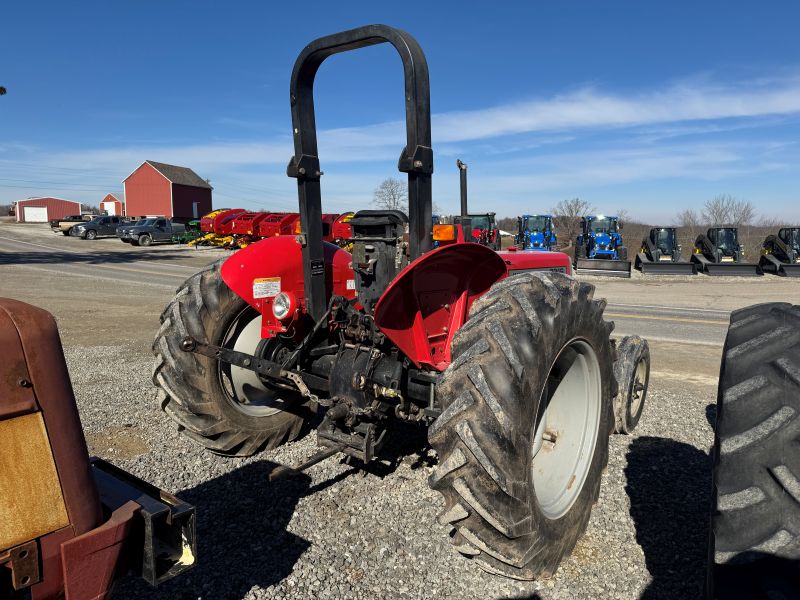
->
429, 272, 614, 579
612, 335, 650, 434
152, 259, 310, 457
710, 302, 800, 598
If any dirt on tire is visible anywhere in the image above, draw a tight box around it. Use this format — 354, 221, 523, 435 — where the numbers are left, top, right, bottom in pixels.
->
152, 259, 310, 457
428, 271, 615, 580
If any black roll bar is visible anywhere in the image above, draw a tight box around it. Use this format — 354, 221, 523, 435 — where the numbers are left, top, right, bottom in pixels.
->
287, 24, 433, 320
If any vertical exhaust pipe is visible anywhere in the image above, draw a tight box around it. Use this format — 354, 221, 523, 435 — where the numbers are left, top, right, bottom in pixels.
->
457, 159, 468, 217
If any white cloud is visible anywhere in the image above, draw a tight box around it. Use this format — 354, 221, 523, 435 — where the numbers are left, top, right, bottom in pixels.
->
4, 70, 800, 217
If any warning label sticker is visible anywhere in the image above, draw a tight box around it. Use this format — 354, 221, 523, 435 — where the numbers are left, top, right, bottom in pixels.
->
346, 279, 356, 290
253, 277, 281, 299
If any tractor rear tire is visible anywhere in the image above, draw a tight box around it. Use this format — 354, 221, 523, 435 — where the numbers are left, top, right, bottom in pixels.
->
429, 272, 614, 580
612, 335, 650, 434
709, 302, 800, 598
152, 259, 311, 457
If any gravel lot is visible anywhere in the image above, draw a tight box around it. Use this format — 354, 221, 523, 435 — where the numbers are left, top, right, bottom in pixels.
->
5, 223, 788, 599
71, 342, 715, 600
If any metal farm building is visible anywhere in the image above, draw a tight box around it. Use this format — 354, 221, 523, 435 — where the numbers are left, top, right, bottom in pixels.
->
123, 160, 213, 219
14, 197, 82, 222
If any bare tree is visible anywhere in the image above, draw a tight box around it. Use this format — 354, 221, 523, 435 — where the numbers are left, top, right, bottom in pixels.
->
729, 199, 755, 228
759, 215, 787, 229
675, 207, 703, 251
80, 204, 100, 215
702, 194, 755, 227
551, 197, 594, 247
372, 178, 408, 212
615, 208, 632, 226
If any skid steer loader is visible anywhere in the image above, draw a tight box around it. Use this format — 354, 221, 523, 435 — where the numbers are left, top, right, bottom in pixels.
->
152, 24, 648, 580
634, 227, 697, 275
691, 227, 762, 276
759, 227, 800, 277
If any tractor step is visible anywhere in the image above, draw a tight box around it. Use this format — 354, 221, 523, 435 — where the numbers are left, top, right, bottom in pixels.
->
574, 258, 632, 278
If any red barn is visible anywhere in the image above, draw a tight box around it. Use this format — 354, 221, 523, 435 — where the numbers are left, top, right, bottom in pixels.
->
123, 160, 212, 219
99, 193, 124, 216
14, 197, 82, 222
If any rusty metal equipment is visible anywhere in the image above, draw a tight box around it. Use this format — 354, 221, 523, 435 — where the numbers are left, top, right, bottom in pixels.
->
0, 298, 195, 599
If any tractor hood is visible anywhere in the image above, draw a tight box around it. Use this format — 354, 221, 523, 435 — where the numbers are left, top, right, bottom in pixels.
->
528, 231, 545, 247
594, 232, 613, 248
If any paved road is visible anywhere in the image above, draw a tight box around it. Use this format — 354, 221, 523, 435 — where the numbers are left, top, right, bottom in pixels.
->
0, 231, 733, 347
0, 232, 218, 289
605, 302, 730, 346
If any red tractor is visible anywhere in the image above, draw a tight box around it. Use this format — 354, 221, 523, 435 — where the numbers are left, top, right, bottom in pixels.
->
153, 25, 649, 580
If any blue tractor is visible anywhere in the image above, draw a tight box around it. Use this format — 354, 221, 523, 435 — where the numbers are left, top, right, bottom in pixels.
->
574, 215, 631, 277
516, 214, 557, 251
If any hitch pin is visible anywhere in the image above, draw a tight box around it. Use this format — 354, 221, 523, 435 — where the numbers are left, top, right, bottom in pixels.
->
269, 444, 345, 481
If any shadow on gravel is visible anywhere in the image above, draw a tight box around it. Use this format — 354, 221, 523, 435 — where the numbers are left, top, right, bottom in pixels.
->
626, 436, 711, 600
115, 460, 311, 600
114, 426, 434, 600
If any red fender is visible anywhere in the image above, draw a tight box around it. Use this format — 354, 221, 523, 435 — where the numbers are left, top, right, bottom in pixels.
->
373, 243, 507, 371
220, 235, 356, 337
498, 249, 572, 275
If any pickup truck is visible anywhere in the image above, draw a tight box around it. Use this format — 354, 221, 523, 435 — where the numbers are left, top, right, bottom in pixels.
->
70, 215, 131, 240
117, 217, 185, 246
50, 214, 92, 235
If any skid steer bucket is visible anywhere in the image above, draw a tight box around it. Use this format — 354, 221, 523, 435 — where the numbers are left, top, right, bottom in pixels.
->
691, 254, 763, 276
574, 257, 632, 277
635, 253, 697, 275
759, 253, 800, 277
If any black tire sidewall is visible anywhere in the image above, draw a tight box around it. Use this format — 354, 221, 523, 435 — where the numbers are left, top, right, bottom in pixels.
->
139, 234, 152, 246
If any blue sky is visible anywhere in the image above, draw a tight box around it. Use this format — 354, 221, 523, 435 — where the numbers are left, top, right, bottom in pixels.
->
1, 1, 799, 223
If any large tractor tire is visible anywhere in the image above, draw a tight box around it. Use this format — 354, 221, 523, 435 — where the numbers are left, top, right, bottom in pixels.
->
152, 260, 311, 457
612, 335, 650, 434
429, 272, 615, 580
710, 302, 800, 598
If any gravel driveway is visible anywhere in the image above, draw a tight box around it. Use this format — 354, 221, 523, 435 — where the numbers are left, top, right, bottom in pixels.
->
64, 341, 716, 600
0, 225, 724, 599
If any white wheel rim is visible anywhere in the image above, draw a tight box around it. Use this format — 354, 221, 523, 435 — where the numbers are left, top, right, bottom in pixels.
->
222, 313, 284, 417
630, 358, 647, 416
531, 340, 602, 520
